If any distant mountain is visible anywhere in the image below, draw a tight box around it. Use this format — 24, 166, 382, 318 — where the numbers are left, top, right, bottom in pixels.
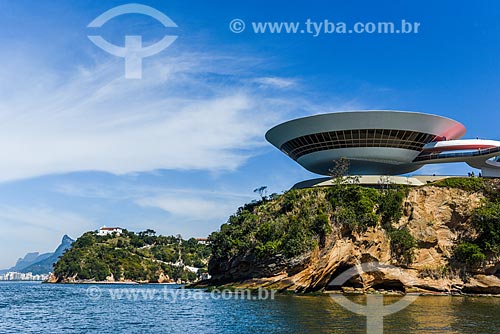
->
13, 252, 51, 271
0, 235, 74, 275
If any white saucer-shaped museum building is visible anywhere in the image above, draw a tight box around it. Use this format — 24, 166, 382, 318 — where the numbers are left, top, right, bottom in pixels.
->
265, 111, 500, 177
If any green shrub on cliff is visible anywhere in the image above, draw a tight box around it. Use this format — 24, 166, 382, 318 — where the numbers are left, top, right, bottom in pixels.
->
445, 191, 500, 266
328, 186, 380, 230
454, 242, 486, 265
433, 177, 485, 192
312, 213, 332, 237
473, 201, 500, 253
378, 187, 407, 228
388, 229, 417, 265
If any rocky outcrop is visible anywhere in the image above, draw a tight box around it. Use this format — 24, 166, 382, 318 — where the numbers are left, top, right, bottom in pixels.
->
206, 186, 500, 294
45, 273, 58, 283
157, 272, 174, 283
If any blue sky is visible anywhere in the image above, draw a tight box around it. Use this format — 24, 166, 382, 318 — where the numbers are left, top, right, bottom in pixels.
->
0, 0, 499, 268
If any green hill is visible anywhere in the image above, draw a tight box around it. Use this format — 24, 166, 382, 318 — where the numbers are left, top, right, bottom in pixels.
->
52, 230, 210, 283
206, 178, 500, 293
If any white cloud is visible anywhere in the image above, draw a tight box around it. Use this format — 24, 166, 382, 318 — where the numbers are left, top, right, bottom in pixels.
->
54, 181, 252, 223
53, 181, 254, 201
51, 179, 255, 231
0, 52, 297, 182
254, 76, 297, 88
136, 195, 239, 221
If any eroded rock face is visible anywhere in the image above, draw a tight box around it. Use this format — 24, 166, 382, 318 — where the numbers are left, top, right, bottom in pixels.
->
45, 273, 58, 283
208, 186, 500, 294
402, 187, 484, 270
157, 272, 172, 283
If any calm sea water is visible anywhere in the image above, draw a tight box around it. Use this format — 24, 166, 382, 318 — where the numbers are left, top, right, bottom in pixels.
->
0, 282, 499, 333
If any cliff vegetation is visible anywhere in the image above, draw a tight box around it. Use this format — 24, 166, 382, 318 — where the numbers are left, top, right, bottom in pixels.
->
206, 177, 500, 294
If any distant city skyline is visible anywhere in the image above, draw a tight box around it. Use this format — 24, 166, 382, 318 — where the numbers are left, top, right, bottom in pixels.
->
0, 272, 49, 281
1, 0, 500, 268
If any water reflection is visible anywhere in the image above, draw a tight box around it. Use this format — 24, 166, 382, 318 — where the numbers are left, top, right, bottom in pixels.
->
270, 294, 500, 333
0, 283, 499, 333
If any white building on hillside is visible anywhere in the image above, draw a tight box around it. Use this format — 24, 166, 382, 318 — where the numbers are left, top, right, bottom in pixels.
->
97, 226, 123, 236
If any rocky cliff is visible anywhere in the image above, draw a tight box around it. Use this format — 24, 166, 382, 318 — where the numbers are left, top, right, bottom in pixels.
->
206, 179, 500, 294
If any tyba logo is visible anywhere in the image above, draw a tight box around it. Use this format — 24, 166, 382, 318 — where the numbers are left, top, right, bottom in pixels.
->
328, 262, 419, 334
88, 3, 178, 79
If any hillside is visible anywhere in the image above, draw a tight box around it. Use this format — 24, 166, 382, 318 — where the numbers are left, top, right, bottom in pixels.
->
206, 178, 500, 294
51, 230, 210, 283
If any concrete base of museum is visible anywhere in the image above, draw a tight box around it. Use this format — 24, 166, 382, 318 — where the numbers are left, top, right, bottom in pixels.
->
292, 175, 463, 189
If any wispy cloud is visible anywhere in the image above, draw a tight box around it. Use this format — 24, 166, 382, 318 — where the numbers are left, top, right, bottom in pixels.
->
0, 51, 300, 183
254, 76, 297, 88
53, 181, 255, 201
136, 195, 240, 221
54, 182, 256, 228
0, 206, 92, 233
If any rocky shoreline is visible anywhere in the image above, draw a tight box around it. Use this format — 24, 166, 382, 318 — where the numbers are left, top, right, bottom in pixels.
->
45, 272, 192, 285
189, 280, 500, 297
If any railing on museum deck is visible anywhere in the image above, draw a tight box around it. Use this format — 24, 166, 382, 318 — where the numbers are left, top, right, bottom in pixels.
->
413, 146, 500, 162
